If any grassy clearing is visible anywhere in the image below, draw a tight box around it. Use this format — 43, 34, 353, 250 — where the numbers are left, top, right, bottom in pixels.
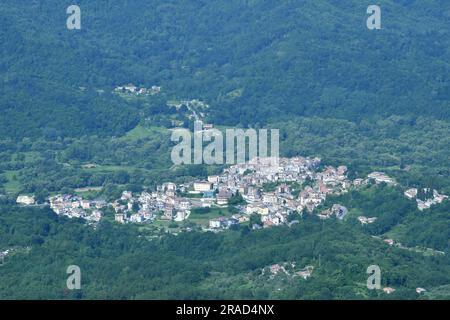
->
82, 164, 143, 173
189, 207, 236, 226
3, 170, 22, 194
120, 125, 168, 141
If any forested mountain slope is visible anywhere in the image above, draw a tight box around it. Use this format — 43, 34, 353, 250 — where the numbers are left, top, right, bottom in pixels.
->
1, 199, 450, 300
1, 1, 450, 300
1, 0, 449, 138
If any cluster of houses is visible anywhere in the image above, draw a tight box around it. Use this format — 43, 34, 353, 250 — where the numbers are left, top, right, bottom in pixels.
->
0, 249, 10, 264
11, 157, 445, 295
352, 171, 397, 188
382, 237, 445, 257
167, 99, 209, 110
48, 195, 105, 223
224, 157, 351, 226
105, 156, 353, 229
366, 172, 397, 185
262, 262, 314, 280
111, 180, 239, 228
382, 287, 427, 295
404, 188, 449, 211
16, 154, 448, 234
166, 99, 209, 122
357, 216, 377, 225
108, 161, 408, 229
16, 157, 402, 231
318, 204, 348, 220
113, 84, 161, 96
0, 247, 29, 266
112, 184, 192, 224
260, 260, 427, 294
209, 216, 241, 230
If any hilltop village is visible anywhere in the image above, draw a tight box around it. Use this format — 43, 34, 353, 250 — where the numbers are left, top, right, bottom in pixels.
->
15, 156, 448, 233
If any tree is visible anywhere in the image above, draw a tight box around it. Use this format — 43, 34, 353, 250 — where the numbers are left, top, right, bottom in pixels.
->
35, 189, 49, 204
228, 191, 246, 205
249, 213, 262, 227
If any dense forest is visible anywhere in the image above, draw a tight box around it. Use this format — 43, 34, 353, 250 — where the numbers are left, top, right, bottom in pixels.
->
1, 115, 448, 198
0, 0, 449, 300
0, 0, 449, 139
1, 191, 450, 300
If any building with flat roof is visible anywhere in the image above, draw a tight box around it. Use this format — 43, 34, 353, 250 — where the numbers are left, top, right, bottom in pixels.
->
193, 181, 213, 192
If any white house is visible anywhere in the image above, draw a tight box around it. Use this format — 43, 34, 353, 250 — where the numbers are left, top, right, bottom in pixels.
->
16, 195, 35, 206
193, 181, 213, 192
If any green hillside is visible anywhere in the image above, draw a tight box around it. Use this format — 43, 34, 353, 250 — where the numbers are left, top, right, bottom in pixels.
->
0, 0, 449, 138
0, 1, 449, 300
